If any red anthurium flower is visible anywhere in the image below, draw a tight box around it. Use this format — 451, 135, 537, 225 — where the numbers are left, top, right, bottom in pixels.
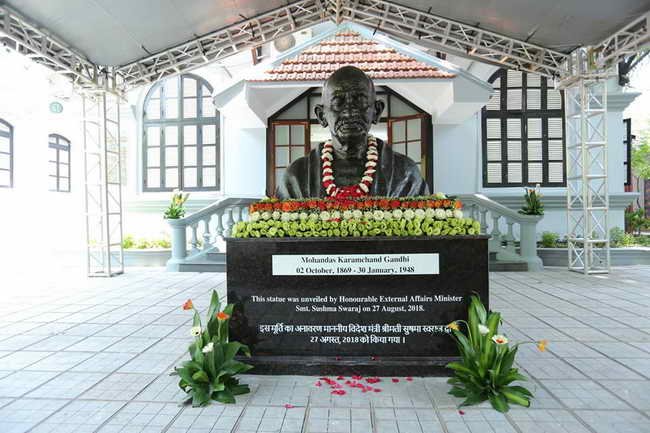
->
216, 311, 230, 321
365, 377, 381, 384
331, 389, 346, 395
182, 299, 193, 310
392, 378, 399, 383
351, 375, 362, 381
284, 404, 295, 409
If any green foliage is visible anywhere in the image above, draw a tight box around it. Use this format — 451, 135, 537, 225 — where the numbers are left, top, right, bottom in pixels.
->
122, 235, 172, 249
233, 217, 481, 238
631, 125, 650, 180
519, 186, 544, 215
625, 209, 650, 235
446, 296, 533, 413
122, 235, 135, 249
610, 227, 634, 247
173, 291, 252, 407
164, 190, 190, 219
540, 231, 559, 248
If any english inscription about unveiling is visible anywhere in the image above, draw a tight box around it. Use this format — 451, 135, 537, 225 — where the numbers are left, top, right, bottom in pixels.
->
272, 253, 439, 276
253, 293, 462, 346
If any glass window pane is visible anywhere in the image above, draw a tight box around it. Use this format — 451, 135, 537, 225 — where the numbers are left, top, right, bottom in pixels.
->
290, 146, 304, 163
147, 147, 160, 167
183, 125, 197, 145
165, 126, 178, 146
548, 140, 563, 160
507, 70, 522, 87
487, 90, 501, 110
290, 125, 305, 145
507, 141, 521, 160
527, 140, 542, 160
275, 147, 289, 167
0, 153, 9, 170
203, 167, 216, 187
527, 118, 542, 138
202, 125, 216, 144
201, 97, 214, 117
407, 142, 421, 162
0, 137, 9, 153
164, 97, 178, 119
487, 163, 502, 183
549, 162, 564, 182
486, 119, 501, 139
392, 121, 405, 142
0, 122, 9, 133
547, 90, 562, 109
548, 118, 563, 138
528, 163, 543, 183
183, 98, 197, 118
275, 125, 290, 145
0, 170, 9, 186
48, 147, 58, 162
146, 99, 160, 119
165, 146, 178, 167
393, 142, 406, 155
407, 118, 421, 140
49, 161, 58, 176
527, 74, 541, 87
184, 168, 197, 188
183, 77, 197, 97
147, 127, 160, 147
60, 177, 69, 192
147, 168, 160, 188
184, 146, 197, 166
203, 146, 216, 166
275, 168, 286, 183
507, 89, 522, 110
49, 176, 58, 191
164, 77, 178, 97
201, 85, 211, 97
527, 89, 541, 109
507, 162, 522, 183
165, 168, 178, 188
487, 141, 501, 161
507, 118, 521, 138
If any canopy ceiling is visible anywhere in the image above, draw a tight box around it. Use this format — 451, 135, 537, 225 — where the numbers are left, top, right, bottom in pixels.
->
5, 0, 650, 67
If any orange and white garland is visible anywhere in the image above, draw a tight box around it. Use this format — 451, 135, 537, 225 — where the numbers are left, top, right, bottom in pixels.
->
321, 135, 378, 199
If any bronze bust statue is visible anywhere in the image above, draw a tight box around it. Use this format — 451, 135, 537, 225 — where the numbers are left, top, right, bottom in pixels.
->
276, 66, 429, 199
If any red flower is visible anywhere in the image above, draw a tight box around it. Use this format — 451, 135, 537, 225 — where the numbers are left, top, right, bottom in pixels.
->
351, 375, 362, 381
331, 389, 346, 395
373, 388, 382, 392
455, 200, 463, 209
458, 410, 465, 415
315, 381, 322, 387
406, 377, 413, 382
182, 299, 193, 310
390, 200, 400, 209
337, 376, 344, 380
216, 311, 230, 321
391, 378, 399, 383
365, 377, 381, 384
273, 202, 282, 211
284, 403, 295, 409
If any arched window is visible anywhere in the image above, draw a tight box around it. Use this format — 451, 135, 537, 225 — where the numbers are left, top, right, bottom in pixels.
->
142, 73, 220, 191
0, 119, 13, 188
482, 69, 566, 187
48, 134, 71, 192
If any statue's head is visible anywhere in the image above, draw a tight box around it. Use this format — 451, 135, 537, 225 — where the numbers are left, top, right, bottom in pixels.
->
314, 66, 385, 154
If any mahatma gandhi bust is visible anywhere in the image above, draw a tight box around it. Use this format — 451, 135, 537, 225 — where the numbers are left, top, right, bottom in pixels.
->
276, 66, 429, 199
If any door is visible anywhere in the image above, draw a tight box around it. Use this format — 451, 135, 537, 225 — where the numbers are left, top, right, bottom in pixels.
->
268, 121, 309, 195
388, 114, 428, 181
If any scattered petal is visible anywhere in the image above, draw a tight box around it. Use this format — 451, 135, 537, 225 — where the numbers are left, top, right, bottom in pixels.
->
284, 404, 295, 409
335, 356, 342, 361
337, 375, 344, 380
352, 375, 362, 381
365, 377, 381, 384
458, 410, 465, 415
373, 388, 382, 392
331, 389, 346, 395
392, 378, 399, 383
315, 381, 322, 387
370, 356, 378, 361
406, 377, 413, 382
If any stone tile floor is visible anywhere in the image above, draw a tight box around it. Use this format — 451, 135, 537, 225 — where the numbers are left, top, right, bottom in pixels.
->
0, 266, 648, 433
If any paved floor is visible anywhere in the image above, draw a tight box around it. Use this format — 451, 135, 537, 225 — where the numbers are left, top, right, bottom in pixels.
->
0, 267, 648, 433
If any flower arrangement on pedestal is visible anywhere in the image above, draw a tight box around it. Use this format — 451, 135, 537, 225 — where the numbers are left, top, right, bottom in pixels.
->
164, 189, 190, 219
172, 291, 252, 406
519, 184, 544, 215
233, 194, 481, 238
446, 296, 548, 412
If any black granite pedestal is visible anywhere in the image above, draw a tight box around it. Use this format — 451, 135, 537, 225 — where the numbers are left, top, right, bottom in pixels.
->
226, 236, 489, 376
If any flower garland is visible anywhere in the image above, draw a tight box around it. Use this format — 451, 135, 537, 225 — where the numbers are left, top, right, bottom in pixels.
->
321, 135, 378, 199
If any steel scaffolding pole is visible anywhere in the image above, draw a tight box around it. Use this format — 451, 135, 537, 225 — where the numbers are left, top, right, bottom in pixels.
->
82, 91, 124, 277
562, 50, 611, 274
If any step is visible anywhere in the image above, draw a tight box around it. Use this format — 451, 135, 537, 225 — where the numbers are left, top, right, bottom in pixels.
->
178, 259, 225, 272
488, 260, 528, 272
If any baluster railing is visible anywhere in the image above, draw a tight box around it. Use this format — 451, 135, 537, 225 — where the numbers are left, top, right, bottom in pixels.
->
166, 197, 260, 271
458, 194, 543, 271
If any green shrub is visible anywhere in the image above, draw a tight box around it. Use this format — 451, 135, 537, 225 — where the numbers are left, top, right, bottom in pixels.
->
540, 231, 559, 248
122, 235, 135, 249
610, 227, 634, 247
519, 186, 544, 216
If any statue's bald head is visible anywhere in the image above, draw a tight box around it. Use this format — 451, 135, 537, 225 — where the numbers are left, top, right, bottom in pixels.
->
315, 66, 384, 151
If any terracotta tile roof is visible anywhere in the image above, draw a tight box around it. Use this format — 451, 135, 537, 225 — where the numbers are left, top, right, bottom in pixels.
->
254, 31, 455, 81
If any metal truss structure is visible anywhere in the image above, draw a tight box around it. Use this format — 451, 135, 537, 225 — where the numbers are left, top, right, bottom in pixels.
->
83, 92, 124, 277
563, 50, 611, 274
0, 4, 121, 94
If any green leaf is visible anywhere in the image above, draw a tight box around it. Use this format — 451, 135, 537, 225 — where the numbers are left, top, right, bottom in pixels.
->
448, 386, 468, 398
192, 370, 209, 383
191, 385, 210, 407
461, 392, 487, 407
504, 385, 533, 398
213, 389, 236, 404
470, 295, 487, 324
502, 389, 531, 407
488, 392, 510, 413
175, 367, 198, 390
500, 345, 518, 374
486, 312, 501, 336
229, 384, 251, 396
207, 290, 222, 320
447, 362, 477, 377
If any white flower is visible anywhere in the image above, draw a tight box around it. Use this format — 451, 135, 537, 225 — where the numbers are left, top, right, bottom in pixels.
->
425, 208, 435, 218
404, 209, 415, 220
491, 334, 508, 345
435, 209, 447, 219
364, 211, 374, 220
359, 183, 370, 193
434, 192, 447, 199
250, 211, 261, 222
392, 209, 403, 219
352, 210, 363, 219
373, 210, 384, 221
383, 210, 393, 220
453, 210, 463, 219
299, 212, 308, 220
320, 211, 331, 221
331, 211, 341, 220
478, 324, 489, 335
281, 212, 292, 222
414, 209, 425, 219
343, 210, 353, 220
445, 209, 454, 218
272, 211, 281, 220
190, 326, 201, 337
202, 342, 214, 353
309, 213, 319, 221
261, 211, 272, 220
289, 212, 299, 221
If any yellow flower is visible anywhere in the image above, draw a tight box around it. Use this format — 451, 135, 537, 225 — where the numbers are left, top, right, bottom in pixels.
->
447, 321, 460, 331
537, 339, 548, 352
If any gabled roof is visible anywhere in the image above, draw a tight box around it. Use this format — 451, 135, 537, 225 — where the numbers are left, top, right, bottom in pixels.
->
255, 31, 455, 81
